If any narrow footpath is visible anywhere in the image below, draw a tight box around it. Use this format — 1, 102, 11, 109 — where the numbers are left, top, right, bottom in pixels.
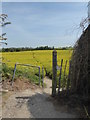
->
2, 77, 78, 118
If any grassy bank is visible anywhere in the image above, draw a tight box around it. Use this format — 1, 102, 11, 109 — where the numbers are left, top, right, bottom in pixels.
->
2, 63, 42, 85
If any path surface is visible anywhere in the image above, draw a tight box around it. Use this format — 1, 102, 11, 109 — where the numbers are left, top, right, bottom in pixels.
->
2, 77, 78, 118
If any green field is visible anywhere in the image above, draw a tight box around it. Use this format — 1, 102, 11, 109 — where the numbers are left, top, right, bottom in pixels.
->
2, 50, 72, 85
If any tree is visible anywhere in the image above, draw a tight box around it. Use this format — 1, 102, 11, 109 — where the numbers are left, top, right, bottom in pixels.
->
0, 14, 11, 45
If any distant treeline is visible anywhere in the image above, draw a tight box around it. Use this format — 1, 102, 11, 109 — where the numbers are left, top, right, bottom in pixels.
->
1, 46, 73, 52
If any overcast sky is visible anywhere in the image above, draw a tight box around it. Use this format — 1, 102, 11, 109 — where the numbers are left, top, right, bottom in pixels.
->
2, 2, 88, 48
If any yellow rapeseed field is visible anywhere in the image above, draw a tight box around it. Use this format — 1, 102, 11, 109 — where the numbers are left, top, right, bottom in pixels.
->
2, 50, 72, 77
2, 50, 72, 65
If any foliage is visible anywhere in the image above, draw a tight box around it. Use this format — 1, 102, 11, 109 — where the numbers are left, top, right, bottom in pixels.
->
70, 25, 89, 95
0, 14, 11, 45
2, 63, 13, 80
1, 46, 73, 52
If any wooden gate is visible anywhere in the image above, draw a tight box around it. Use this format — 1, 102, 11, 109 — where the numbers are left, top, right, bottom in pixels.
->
52, 50, 72, 96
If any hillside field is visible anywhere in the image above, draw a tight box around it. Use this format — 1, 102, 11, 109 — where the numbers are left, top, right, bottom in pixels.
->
2, 50, 72, 85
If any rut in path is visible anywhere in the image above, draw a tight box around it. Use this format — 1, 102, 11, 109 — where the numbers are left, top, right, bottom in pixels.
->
2, 77, 78, 118
43, 77, 52, 94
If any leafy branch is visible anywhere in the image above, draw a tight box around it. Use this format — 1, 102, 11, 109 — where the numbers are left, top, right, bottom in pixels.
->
0, 14, 11, 45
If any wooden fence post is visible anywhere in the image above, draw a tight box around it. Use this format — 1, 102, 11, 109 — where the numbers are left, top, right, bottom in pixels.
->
39, 67, 40, 87
42, 67, 44, 88
52, 50, 57, 97
58, 59, 63, 94
67, 60, 71, 93
62, 60, 67, 90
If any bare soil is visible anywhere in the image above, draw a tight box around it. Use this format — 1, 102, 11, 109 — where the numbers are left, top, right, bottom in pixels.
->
2, 77, 39, 91
1, 77, 80, 118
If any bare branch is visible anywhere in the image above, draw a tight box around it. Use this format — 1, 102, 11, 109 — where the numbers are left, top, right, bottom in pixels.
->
0, 42, 7, 45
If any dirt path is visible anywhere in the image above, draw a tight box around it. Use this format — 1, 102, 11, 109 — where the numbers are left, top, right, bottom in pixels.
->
2, 77, 78, 118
